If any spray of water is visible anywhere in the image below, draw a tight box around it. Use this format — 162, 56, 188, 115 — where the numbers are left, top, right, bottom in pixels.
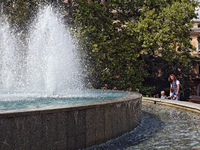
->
0, 5, 84, 97
0, 5, 127, 110
0, 18, 21, 91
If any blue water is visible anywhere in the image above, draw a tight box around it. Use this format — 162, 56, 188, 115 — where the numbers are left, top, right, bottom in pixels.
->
0, 90, 127, 110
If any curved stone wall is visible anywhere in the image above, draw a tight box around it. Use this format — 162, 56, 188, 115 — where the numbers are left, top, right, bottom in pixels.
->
0, 92, 142, 150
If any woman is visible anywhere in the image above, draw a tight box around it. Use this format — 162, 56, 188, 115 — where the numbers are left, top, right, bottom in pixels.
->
168, 74, 181, 101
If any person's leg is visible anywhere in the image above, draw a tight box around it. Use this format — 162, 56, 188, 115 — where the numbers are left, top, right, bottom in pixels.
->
176, 92, 181, 101
172, 92, 175, 100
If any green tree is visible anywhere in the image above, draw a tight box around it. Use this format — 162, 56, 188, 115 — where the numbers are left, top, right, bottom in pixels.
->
70, 0, 146, 90
71, 0, 199, 96
132, 0, 199, 97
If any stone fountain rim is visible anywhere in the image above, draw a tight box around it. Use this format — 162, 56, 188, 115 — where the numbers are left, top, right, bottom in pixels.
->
143, 97, 200, 114
0, 91, 142, 116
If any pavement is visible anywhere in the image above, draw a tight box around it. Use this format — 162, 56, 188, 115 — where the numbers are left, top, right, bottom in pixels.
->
143, 97, 200, 114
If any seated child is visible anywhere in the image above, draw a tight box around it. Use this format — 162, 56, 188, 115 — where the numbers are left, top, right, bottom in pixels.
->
167, 88, 174, 100
161, 91, 167, 99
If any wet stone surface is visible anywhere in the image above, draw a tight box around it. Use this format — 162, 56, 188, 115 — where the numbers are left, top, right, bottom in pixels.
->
85, 102, 200, 149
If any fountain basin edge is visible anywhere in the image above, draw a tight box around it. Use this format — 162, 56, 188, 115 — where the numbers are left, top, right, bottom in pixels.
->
0, 91, 142, 150
143, 97, 200, 114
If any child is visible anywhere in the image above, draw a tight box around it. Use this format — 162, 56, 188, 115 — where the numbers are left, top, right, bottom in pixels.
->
161, 91, 167, 99
167, 88, 174, 100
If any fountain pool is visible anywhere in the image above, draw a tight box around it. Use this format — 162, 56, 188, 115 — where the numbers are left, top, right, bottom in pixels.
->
0, 90, 128, 110
85, 102, 200, 149
0, 92, 142, 150
0, 5, 142, 150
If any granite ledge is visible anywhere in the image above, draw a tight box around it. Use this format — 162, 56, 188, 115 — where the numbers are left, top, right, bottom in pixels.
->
143, 97, 200, 113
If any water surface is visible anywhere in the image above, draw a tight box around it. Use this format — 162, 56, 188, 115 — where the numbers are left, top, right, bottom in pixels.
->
86, 102, 200, 149
0, 90, 127, 110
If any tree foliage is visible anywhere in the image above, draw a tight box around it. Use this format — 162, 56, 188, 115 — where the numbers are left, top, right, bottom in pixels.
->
67, 0, 199, 96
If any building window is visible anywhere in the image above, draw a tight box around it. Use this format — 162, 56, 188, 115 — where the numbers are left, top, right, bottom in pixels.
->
197, 64, 200, 75
199, 64, 200, 74
197, 64, 200, 78
197, 84, 200, 96
197, 40, 200, 53
198, 24, 200, 28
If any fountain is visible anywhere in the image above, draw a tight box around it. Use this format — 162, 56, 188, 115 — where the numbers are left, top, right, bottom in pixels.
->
26, 6, 84, 95
0, 6, 83, 95
0, 5, 142, 149
0, 17, 20, 91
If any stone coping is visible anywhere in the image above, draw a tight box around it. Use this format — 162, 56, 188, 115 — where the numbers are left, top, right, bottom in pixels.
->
0, 91, 142, 117
143, 97, 200, 113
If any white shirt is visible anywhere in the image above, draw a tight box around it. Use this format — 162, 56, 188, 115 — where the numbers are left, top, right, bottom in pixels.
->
170, 80, 180, 87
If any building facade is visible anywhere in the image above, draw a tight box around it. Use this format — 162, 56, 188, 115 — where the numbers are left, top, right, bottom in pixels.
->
190, 19, 200, 96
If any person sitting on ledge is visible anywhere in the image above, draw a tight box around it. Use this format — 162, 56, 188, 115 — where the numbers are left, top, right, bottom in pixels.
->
161, 91, 167, 99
